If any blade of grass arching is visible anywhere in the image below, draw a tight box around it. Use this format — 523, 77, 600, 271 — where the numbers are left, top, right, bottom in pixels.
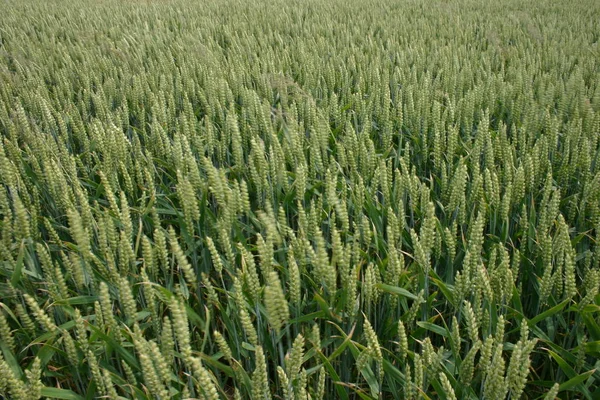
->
289, 310, 327, 324
382, 357, 406, 383
428, 270, 456, 308
40, 387, 85, 400
314, 291, 342, 322
429, 378, 448, 400
583, 341, 600, 358
124, 383, 153, 399
0, 302, 20, 326
197, 352, 236, 377
341, 383, 377, 400
546, 349, 577, 378
54, 295, 99, 306
581, 312, 600, 341
546, 349, 593, 399
326, 321, 356, 362
313, 349, 350, 400
578, 304, 600, 313
184, 303, 207, 330
528, 299, 569, 327
0, 341, 23, 378
330, 322, 380, 397
558, 369, 596, 394
200, 305, 211, 354
416, 321, 448, 337
87, 324, 140, 370
542, 340, 579, 365
27, 320, 76, 343
230, 359, 253, 393
376, 283, 418, 300
33, 339, 58, 367
143, 282, 176, 302
218, 302, 242, 356
415, 387, 434, 400
85, 381, 100, 400
510, 282, 524, 317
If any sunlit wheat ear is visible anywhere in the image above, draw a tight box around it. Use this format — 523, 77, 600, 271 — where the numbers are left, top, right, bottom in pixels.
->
0, 354, 28, 399
87, 350, 105, 396
201, 272, 219, 306
397, 320, 408, 360
315, 366, 326, 400
543, 383, 560, 400
134, 327, 168, 399
118, 276, 137, 323
141, 234, 156, 277
0, 308, 15, 353
149, 340, 170, 385
24, 294, 57, 334
101, 369, 119, 399
169, 227, 197, 287
483, 342, 507, 399
459, 339, 481, 386
206, 236, 223, 276
364, 318, 384, 382
286, 333, 305, 379
277, 366, 293, 400
12, 192, 31, 241
67, 207, 91, 261
233, 276, 258, 345
238, 243, 260, 301
169, 296, 192, 362
265, 270, 290, 334
287, 246, 301, 306
177, 170, 200, 233
0, 1, 597, 398
62, 331, 78, 366
252, 345, 272, 400
463, 300, 479, 343
213, 330, 233, 363
579, 268, 600, 310
297, 368, 308, 400
439, 371, 457, 400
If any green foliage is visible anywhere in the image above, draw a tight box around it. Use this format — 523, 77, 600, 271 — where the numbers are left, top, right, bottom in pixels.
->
0, 0, 599, 398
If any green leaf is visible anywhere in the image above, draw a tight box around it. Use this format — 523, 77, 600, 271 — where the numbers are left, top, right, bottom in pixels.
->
547, 350, 593, 398
547, 349, 577, 378
558, 369, 596, 392
329, 323, 379, 398
314, 350, 350, 400
10, 240, 26, 286
376, 283, 418, 300
87, 325, 140, 370
583, 341, 600, 357
313, 292, 341, 322
582, 313, 600, 341
41, 387, 85, 400
528, 299, 569, 327
0, 341, 23, 378
416, 321, 448, 337
327, 322, 356, 362
241, 342, 256, 351
55, 296, 99, 306
429, 271, 456, 307
342, 383, 377, 400
289, 310, 326, 324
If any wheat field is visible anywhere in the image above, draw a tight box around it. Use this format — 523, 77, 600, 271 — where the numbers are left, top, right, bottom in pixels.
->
0, 0, 599, 398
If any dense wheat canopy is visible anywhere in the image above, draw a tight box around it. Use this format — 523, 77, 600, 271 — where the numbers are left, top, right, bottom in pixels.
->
0, 0, 599, 398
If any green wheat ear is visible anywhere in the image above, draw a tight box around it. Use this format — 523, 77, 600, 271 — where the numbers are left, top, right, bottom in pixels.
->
0, 0, 597, 398
265, 270, 290, 334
